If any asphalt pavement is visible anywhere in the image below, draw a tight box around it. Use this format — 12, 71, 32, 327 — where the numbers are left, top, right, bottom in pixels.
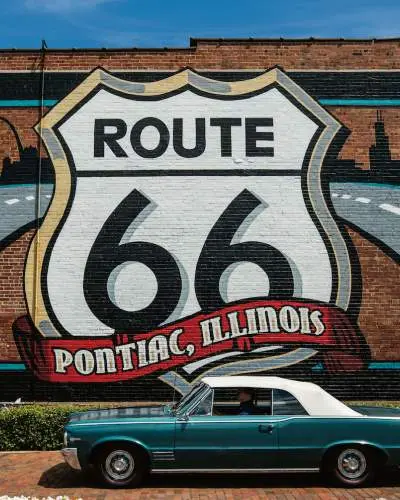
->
330, 182, 400, 255
0, 183, 53, 244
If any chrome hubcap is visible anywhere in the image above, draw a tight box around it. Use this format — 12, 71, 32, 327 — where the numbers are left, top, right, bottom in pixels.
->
338, 449, 367, 479
105, 450, 135, 481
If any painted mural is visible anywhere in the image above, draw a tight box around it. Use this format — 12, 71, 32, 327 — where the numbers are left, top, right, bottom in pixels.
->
0, 67, 399, 401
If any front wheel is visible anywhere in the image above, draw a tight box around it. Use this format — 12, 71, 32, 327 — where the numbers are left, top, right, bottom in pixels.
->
95, 444, 148, 488
324, 446, 376, 487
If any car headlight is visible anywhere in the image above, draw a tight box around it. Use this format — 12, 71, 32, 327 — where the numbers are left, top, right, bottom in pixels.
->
63, 431, 68, 447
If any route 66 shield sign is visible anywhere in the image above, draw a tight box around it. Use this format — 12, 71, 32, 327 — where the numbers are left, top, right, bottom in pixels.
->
15, 67, 369, 388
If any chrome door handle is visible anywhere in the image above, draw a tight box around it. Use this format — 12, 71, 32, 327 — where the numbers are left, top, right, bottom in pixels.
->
259, 424, 274, 434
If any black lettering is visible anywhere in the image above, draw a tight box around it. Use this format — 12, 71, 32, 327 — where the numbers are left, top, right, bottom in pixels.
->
94, 119, 128, 158
245, 118, 274, 157
173, 118, 206, 158
210, 118, 242, 157
130, 117, 169, 158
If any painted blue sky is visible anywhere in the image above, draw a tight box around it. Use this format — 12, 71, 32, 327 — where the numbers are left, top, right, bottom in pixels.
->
1, 0, 399, 48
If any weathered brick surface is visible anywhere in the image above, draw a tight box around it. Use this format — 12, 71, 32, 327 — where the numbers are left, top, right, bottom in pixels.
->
0, 38, 399, 401
1, 451, 400, 498
1, 38, 400, 70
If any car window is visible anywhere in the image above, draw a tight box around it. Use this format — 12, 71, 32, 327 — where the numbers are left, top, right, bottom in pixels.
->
273, 389, 308, 415
257, 389, 272, 414
212, 387, 272, 416
176, 383, 206, 414
190, 391, 213, 416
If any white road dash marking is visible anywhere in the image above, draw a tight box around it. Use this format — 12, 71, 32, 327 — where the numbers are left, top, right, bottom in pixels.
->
45, 194, 51, 198
331, 193, 339, 198
233, 157, 244, 164
379, 203, 400, 216
355, 197, 371, 204
341, 194, 351, 200
5, 198, 19, 205
25, 195, 35, 201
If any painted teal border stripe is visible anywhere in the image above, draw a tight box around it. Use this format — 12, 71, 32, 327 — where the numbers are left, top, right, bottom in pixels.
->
0, 99, 58, 107
1, 99, 400, 108
0, 363, 26, 371
0, 183, 53, 189
369, 362, 400, 370
312, 362, 400, 371
2, 361, 400, 372
319, 99, 400, 106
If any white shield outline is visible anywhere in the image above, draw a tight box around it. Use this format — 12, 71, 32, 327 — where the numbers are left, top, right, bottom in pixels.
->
25, 67, 355, 386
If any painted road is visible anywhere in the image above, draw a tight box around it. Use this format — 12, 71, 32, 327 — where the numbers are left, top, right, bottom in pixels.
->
0, 182, 399, 256
0, 184, 53, 244
330, 182, 400, 255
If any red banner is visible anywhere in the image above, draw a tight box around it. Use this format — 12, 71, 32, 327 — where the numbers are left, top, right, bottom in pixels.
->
13, 299, 368, 382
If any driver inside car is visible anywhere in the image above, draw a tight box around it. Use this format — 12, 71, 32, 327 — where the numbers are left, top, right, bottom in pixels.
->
238, 388, 257, 415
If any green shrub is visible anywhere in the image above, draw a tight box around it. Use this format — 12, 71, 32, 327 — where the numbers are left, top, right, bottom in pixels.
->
0, 404, 94, 451
348, 401, 400, 408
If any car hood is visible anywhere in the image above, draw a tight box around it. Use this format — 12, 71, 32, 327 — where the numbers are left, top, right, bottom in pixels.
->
69, 404, 170, 423
350, 405, 400, 417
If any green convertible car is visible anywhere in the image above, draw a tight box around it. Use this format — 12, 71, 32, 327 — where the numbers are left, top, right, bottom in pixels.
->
62, 376, 400, 488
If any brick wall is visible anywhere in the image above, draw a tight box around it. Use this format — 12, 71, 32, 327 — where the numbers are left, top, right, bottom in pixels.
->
0, 38, 399, 401
1, 38, 400, 70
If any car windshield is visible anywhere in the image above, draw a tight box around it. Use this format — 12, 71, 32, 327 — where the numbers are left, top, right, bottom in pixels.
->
174, 383, 207, 414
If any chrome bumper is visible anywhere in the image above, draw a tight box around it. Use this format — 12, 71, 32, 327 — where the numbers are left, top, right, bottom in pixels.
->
61, 448, 81, 470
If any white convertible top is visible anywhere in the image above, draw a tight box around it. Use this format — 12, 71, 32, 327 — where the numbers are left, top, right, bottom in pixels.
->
201, 376, 360, 417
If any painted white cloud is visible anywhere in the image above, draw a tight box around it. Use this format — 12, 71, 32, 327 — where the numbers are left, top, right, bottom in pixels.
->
24, 0, 118, 13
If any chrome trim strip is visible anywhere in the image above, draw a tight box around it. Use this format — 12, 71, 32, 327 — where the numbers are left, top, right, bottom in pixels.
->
152, 451, 175, 461
152, 468, 320, 474
73, 421, 173, 426
271, 388, 274, 416
61, 448, 81, 471
178, 419, 283, 424
70, 415, 399, 426
210, 388, 215, 416
69, 437, 82, 443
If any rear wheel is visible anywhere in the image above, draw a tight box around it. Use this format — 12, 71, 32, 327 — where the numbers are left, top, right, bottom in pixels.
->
323, 446, 376, 487
94, 444, 148, 488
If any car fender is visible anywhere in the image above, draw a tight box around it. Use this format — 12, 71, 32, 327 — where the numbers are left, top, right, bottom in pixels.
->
89, 435, 152, 463
322, 440, 389, 464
